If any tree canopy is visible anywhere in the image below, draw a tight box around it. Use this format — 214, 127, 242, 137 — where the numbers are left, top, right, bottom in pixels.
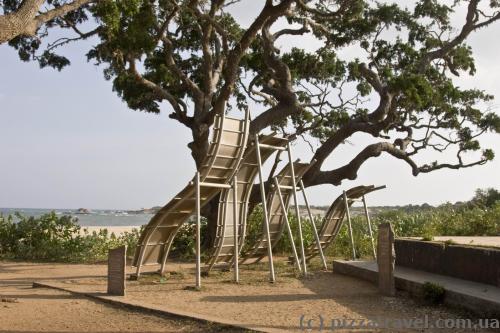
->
81, 0, 500, 183
470, 188, 500, 208
4, 0, 500, 209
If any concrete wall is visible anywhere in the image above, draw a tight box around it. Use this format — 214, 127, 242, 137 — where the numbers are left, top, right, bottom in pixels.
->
395, 238, 500, 287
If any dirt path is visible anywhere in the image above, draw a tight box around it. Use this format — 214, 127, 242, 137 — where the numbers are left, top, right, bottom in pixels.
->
1, 260, 496, 332
0, 262, 242, 332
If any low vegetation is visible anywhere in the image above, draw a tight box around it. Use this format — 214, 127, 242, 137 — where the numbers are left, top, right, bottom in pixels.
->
0, 212, 140, 262
347, 194, 499, 258
246, 188, 500, 259
0, 189, 498, 263
422, 282, 446, 305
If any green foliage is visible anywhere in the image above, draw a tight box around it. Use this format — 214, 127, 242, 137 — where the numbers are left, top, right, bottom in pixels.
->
241, 205, 264, 256
281, 48, 346, 83
88, 0, 244, 114
470, 188, 500, 208
273, 212, 317, 254
324, 196, 500, 259
0, 211, 210, 263
422, 281, 446, 305
242, 205, 320, 256
169, 218, 207, 260
0, 212, 140, 262
244, 189, 500, 260
4, 0, 499, 180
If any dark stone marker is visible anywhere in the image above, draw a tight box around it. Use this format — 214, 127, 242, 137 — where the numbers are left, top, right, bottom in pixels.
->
108, 246, 126, 296
377, 223, 395, 296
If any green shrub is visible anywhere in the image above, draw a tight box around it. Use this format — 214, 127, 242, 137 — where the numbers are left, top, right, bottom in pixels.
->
243, 197, 500, 260
0, 212, 141, 263
169, 218, 207, 259
242, 205, 318, 256
422, 282, 446, 304
241, 205, 264, 256
273, 211, 317, 254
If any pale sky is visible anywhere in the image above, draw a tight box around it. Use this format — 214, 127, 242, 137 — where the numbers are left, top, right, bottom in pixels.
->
0, 1, 499, 209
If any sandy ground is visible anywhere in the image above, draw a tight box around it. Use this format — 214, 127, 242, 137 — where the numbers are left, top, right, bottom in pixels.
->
0, 262, 242, 332
80, 226, 140, 236
428, 236, 500, 248
0, 259, 495, 333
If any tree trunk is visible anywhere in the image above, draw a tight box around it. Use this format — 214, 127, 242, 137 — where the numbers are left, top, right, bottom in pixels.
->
201, 194, 219, 250
188, 122, 210, 169
189, 121, 217, 249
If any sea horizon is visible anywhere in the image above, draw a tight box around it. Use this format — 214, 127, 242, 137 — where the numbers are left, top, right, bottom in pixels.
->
0, 207, 153, 227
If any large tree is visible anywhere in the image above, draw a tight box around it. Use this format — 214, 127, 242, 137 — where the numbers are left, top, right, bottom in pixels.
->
7, 0, 500, 244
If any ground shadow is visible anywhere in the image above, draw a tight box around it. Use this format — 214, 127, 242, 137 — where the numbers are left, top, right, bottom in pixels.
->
202, 293, 331, 303
0, 293, 84, 300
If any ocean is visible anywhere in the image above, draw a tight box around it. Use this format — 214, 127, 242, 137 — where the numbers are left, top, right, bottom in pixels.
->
0, 208, 153, 227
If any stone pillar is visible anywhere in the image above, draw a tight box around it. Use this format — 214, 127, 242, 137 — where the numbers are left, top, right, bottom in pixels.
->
108, 246, 127, 296
377, 223, 395, 296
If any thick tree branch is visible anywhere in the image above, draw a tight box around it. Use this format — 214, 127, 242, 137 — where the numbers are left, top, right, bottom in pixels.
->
306, 142, 417, 186
0, 0, 96, 44
127, 59, 192, 128
211, 0, 294, 122
250, 103, 301, 134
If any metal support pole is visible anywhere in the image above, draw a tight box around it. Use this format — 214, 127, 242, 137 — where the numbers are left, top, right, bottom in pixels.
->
135, 237, 147, 278
232, 176, 239, 282
343, 190, 356, 260
300, 180, 328, 270
287, 143, 307, 276
274, 177, 302, 273
255, 134, 276, 283
195, 172, 201, 289
362, 195, 377, 260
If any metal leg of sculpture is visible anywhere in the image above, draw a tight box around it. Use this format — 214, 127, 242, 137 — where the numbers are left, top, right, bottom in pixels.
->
255, 134, 276, 283
287, 143, 307, 276
274, 177, 302, 273
195, 171, 201, 289
343, 190, 356, 260
233, 176, 239, 282
363, 195, 377, 260
300, 180, 328, 270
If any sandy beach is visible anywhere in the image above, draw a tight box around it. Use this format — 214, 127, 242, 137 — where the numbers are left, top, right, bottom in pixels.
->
407, 236, 500, 248
79, 226, 142, 235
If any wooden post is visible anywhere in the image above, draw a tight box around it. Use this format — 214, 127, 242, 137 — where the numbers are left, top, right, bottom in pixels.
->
108, 246, 126, 296
377, 223, 396, 296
